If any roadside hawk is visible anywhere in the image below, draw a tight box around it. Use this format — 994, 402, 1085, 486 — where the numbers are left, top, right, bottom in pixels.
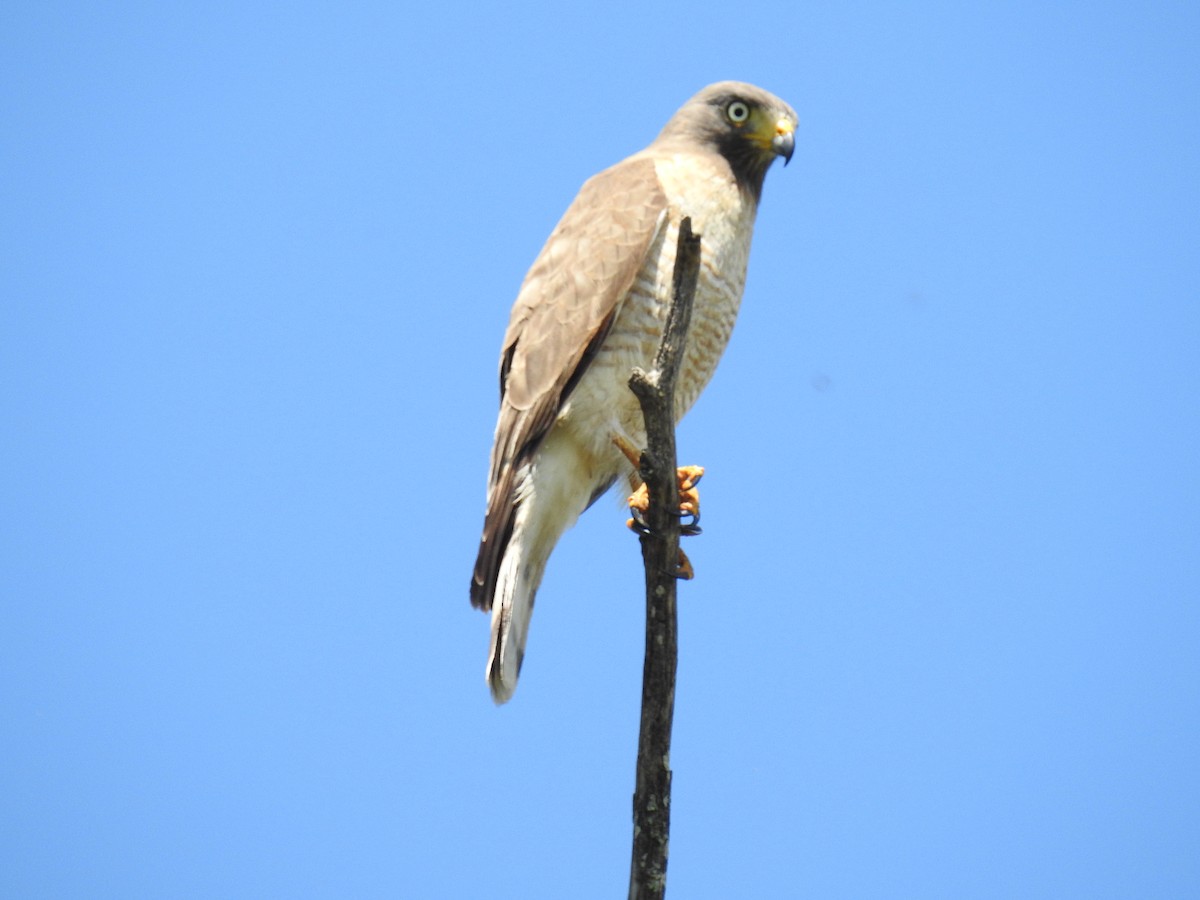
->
471, 81, 797, 704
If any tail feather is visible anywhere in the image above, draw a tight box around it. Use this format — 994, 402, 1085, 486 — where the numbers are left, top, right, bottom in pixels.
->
473, 434, 594, 703
484, 554, 532, 710
485, 540, 543, 704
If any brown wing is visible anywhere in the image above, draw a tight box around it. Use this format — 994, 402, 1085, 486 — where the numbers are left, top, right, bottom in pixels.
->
470, 156, 668, 610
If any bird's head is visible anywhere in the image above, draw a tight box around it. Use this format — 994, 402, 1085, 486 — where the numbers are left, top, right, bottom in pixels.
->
655, 81, 797, 202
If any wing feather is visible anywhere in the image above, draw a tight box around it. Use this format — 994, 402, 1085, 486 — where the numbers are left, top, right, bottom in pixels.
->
471, 156, 667, 609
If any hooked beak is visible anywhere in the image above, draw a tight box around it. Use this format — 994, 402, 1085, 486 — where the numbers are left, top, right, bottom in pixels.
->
772, 121, 795, 165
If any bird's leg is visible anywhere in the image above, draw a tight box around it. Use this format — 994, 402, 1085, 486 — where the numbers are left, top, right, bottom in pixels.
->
613, 433, 643, 470
613, 435, 649, 533
613, 436, 704, 578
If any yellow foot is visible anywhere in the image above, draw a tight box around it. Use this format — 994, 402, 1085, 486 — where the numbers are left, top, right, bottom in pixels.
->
622, 458, 706, 538
676, 465, 704, 526
625, 487, 697, 580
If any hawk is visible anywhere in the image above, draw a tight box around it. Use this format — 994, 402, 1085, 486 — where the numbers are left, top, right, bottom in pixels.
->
471, 81, 797, 703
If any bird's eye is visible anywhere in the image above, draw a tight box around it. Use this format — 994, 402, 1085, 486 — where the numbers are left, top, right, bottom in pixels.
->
726, 101, 751, 123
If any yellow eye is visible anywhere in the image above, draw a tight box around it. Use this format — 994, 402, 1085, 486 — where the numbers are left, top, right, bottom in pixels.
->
727, 101, 751, 123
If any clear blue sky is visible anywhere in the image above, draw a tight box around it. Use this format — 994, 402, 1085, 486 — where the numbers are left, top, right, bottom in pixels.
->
3, 2, 1198, 897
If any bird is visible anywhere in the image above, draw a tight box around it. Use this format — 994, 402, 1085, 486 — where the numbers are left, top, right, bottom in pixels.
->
470, 81, 797, 704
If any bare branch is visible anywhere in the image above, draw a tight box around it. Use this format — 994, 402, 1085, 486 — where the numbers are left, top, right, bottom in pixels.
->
627, 217, 702, 900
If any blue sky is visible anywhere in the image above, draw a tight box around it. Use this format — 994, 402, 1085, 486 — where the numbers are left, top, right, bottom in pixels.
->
3, 2, 1198, 897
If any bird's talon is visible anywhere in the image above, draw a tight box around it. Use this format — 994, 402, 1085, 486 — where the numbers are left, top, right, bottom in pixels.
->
625, 463, 706, 539
614, 435, 643, 470
627, 482, 650, 513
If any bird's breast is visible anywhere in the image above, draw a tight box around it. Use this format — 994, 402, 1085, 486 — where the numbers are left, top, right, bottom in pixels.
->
559, 159, 757, 469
